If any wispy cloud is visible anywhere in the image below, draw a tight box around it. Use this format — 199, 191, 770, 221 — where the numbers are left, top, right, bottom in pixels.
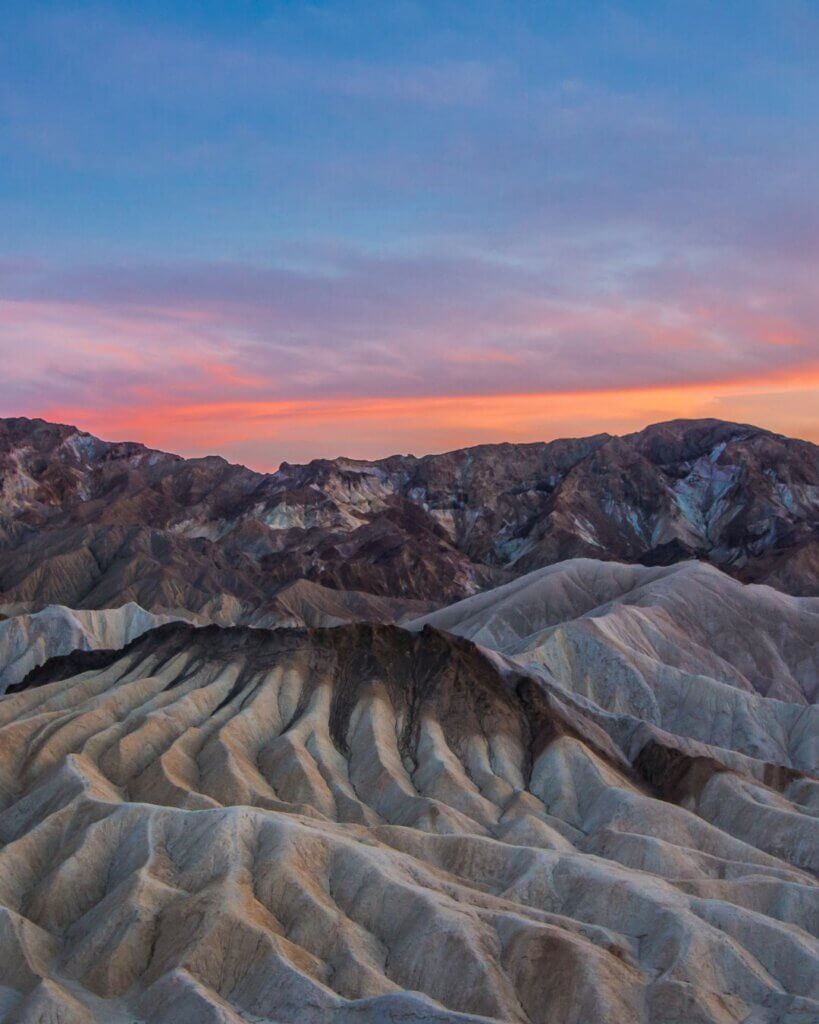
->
2, 241, 817, 461
1, 2, 817, 462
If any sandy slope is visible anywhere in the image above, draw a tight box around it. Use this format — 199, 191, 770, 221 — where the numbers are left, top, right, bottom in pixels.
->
0, 621, 816, 1024
413, 559, 819, 769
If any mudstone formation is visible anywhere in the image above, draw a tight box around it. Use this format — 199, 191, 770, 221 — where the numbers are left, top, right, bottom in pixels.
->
0, 416, 816, 1024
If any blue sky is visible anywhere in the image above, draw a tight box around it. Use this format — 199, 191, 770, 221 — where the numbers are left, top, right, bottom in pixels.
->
1, 1, 818, 465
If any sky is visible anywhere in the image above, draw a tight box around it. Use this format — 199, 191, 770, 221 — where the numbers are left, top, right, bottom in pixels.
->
2, 1, 818, 468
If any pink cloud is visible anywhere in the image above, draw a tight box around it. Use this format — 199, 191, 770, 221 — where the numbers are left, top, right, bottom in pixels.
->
2, 241, 817, 465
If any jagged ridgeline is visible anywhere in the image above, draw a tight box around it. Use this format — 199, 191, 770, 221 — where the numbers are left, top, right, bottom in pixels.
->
1, 415, 817, 616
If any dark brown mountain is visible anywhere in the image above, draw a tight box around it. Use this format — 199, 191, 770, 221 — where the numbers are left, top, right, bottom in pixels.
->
0, 414, 817, 613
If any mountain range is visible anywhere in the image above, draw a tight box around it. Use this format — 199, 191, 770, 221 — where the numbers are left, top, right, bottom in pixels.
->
0, 415, 817, 1024
1, 416, 817, 621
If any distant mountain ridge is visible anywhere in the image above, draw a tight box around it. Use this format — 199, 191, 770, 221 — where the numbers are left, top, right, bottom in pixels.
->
0, 414, 817, 612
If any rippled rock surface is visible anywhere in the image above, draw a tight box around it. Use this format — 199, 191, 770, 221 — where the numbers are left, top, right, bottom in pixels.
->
0, 621, 816, 1023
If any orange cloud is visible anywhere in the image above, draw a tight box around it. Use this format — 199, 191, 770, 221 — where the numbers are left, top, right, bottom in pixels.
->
40, 366, 819, 469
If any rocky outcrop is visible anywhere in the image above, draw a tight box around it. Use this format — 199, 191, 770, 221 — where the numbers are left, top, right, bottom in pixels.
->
0, 621, 816, 1023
